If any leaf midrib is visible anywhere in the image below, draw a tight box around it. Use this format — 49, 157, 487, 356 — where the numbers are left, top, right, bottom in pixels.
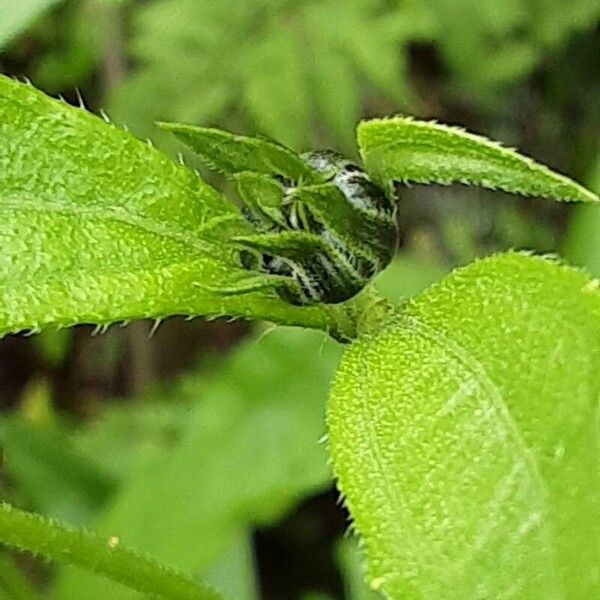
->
401, 313, 563, 593
0, 195, 243, 256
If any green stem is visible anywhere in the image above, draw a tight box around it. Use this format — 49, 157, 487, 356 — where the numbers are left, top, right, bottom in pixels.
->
326, 285, 396, 342
0, 503, 226, 600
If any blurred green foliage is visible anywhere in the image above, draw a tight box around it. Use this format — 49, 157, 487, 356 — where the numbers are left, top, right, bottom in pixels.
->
107, 0, 432, 151
0, 0, 62, 49
0, 0, 598, 597
55, 327, 339, 599
6, 0, 598, 151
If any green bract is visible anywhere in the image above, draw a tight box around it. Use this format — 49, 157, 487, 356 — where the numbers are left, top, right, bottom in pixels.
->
328, 253, 600, 599
159, 129, 401, 306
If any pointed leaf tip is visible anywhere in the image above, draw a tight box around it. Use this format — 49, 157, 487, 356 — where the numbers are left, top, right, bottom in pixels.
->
158, 121, 314, 181
357, 116, 598, 203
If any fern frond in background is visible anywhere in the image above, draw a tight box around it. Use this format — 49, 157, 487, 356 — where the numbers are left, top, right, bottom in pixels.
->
107, 0, 434, 152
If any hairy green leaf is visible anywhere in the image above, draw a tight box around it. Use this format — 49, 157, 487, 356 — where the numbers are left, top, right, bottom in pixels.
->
329, 253, 600, 598
158, 123, 315, 180
0, 76, 332, 335
358, 117, 599, 203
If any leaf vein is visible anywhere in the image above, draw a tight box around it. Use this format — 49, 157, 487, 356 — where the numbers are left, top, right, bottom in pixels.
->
403, 314, 564, 593
0, 196, 240, 255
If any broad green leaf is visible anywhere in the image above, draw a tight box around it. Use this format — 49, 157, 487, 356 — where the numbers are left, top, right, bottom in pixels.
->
158, 124, 315, 180
108, 0, 425, 153
358, 117, 599, 203
55, 327, 343, 599
329, 253, 600, 598
53, 257, 444, 596
0, 0, 62, 49
0, 76, 332, 335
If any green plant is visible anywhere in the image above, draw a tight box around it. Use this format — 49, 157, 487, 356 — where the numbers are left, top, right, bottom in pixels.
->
0, 75, 598, 599
99, 0, 599, 151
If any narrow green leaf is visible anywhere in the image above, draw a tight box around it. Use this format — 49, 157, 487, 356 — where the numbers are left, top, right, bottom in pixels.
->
0, 76, 332, 335
329, 252, 600, 598
158, 123, 315, 180
358, 117, 599, 202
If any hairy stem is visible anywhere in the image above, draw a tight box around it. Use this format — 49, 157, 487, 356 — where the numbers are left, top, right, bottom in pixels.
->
0, 503, 226, 600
